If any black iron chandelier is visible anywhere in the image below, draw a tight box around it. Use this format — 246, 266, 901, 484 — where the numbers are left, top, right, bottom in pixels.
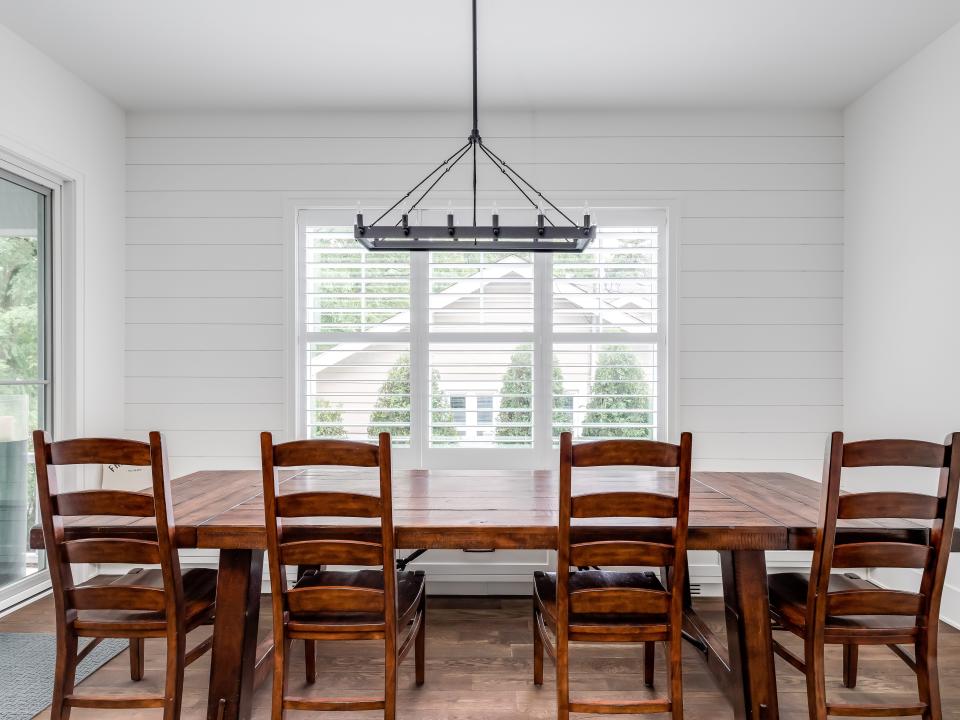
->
354, 0, 596, 253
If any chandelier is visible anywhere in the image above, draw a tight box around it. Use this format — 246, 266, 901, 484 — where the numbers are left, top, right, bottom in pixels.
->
354, 0, 596, 253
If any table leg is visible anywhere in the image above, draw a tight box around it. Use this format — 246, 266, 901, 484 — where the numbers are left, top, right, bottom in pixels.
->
207, 549, 264, 720
720, 550, 779, 720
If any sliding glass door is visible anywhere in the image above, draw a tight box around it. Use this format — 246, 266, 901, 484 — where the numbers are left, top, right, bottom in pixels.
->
0, 168, 52, 597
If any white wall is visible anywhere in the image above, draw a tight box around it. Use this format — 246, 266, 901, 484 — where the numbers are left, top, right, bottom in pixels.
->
0, 22, 126, 439
125, 110, 843, 477
125, 109, 843, 591
845, 21, 960, 623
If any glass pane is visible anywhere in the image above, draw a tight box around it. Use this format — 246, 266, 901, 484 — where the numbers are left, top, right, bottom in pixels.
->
553, 226, 659, 334
304, 226, 410, 334
305, 342, 411, 447
0, 176, 44, 381
429, 343, 534, 448
553, 343, 657, 444
0, 173, 47, 591
429, 251, 534, 332
0, 385, 44, 584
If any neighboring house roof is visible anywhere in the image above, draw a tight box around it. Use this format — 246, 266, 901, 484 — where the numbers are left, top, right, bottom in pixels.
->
311, 254, 652, 373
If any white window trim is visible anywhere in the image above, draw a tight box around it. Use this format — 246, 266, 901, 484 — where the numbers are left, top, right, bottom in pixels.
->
287, 194, 680, 470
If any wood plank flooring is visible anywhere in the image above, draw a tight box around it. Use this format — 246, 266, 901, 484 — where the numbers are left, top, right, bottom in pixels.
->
4, 595, 958, 719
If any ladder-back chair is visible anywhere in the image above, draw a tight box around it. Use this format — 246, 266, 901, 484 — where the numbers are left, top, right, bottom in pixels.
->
768, 432, 960, 718
260, 431, 426, 720
534, 431, 693, 718
34, 431, 217, 720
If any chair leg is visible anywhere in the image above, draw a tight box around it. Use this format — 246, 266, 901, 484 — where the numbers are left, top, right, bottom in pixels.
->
50, 631, 78, 720
533, 599, 544, 686
384, 641, 398, 720
162, 629, 186, 720
415, 594, 426, 687
644, 641, 655, 689
804, 636, 828, 720
916, 633, 941, 720
272, 637, 289, 720
130, 637, 145, 681
842, 643, 858, 689
668, 632, 683, 720
304, 640, 316, 684
556, 625, 569, 720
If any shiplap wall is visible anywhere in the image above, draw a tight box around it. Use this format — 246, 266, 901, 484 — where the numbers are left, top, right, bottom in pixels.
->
124, 110, 842, 590
125, 109, 842, 480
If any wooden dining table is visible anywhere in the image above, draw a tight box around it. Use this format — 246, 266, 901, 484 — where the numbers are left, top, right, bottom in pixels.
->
30, 467, 956, 720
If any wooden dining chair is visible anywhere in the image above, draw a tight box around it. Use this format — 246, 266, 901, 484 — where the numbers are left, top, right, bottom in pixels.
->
33, 431, 218, 720
260, 431, 426, 720
533, 431, 692, 718
768, 432, 960, 719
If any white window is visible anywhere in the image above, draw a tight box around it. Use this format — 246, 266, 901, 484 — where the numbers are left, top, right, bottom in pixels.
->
297, 206, 667, 468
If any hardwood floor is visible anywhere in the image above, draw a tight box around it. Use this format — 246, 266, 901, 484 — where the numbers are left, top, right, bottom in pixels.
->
3, 594, 958, 719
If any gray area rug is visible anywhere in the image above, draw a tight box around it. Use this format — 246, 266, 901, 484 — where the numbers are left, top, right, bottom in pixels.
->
0, 633, 127, 719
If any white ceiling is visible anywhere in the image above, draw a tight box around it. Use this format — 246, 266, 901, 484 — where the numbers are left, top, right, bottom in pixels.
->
2, 0, 960, 111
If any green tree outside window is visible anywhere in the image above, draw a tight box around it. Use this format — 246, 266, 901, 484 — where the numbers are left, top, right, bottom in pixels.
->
310, 399, 347, 439
368, 355, 456, 445
495, 347, 568, 446
581, 345, 652, 439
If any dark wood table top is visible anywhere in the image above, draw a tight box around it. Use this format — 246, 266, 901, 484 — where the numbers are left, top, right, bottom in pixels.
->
31, 469, 951, 553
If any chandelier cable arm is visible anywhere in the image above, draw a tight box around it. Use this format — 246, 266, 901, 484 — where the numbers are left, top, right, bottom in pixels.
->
476, 141, 554, 226
403, 141, 473, 219
479, 140, 579, 227
370, 139, 472, 227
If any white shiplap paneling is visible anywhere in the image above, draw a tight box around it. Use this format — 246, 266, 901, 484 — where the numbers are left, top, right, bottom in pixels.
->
124, 110, 843, 589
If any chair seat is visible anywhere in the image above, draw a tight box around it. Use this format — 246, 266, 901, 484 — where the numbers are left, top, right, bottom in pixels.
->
768, 572, 919, 641
73, 567, 217, 635
288, 569, 425, 631
534, 570, 669, 629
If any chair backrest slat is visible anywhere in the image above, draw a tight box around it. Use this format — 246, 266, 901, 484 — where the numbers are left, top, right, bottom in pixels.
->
837, 491, 940, 520
47, 438, 152, 467
809, 432, 960, 634
569, 540, 674, 568
261, 432, 398, 630
278, 540, 384, 567
572, 491, 677, 519
275, 491, 381, 518
61, 538, 162, 565
842, 439, 947, 468
558, 431, 692, 625
68, 585, 167, 612
52, 489, 156, 518
33, 431, 182, 621
272, 439, 380, 468
826, 589, 923, 617
831, 541, 931, 569
572, 439, 680, 468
